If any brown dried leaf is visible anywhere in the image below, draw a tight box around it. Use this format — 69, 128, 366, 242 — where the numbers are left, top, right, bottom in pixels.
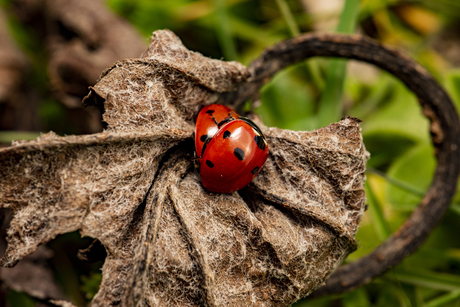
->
0, 30, 368, 306
0, 130, 189, 267
84, 29, 249, 133
141, 30, 250, 92
254, 120, 367, 241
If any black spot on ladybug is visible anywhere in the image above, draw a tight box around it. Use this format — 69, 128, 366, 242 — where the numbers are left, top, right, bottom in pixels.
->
251, 166, 259, 175
223, 130, 231, 139
206, 110, 215, 114
206, 160, 214, 168
254, 135, 266, 151
234, 148, 245, 161
200, 134, 207, 142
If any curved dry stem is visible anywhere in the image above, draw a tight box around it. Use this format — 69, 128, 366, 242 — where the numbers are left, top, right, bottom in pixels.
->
227, 32, 460, 296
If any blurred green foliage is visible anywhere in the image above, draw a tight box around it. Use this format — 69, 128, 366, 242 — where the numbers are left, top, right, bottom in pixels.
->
2, 0, 460, 306
81, 272, 103, 301
6, 291, 36, 307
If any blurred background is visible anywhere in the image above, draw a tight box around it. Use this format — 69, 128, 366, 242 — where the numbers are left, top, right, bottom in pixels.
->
0, 0, 460, 306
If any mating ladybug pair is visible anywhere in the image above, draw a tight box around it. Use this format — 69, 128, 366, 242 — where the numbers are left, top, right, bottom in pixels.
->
194, 104, 269, 193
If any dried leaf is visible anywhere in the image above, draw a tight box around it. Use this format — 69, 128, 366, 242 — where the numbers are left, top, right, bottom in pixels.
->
0, 30, 368, 306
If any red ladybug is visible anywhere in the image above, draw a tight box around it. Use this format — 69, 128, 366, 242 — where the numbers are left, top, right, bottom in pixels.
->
195, 104, 269, 193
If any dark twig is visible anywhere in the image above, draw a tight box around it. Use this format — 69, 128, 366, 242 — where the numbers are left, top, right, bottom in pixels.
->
230, 33, 460, 296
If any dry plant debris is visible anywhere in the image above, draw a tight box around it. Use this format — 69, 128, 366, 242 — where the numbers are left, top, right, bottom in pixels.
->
0, 9, 40, 133
11, 0, 147, 109
1, 0, 148, 135
0, 30, 369, 306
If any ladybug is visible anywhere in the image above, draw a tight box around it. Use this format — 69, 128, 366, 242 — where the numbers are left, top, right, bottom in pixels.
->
194, 104, 269, 193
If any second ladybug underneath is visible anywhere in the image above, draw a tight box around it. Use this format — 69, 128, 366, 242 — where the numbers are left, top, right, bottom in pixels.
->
195, 104, 269, 193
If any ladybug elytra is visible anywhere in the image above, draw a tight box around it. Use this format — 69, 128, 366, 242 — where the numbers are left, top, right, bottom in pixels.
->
194, 104, 269, 193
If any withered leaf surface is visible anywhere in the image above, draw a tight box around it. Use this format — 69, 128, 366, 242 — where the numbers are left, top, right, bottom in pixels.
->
0, 30, 368, 306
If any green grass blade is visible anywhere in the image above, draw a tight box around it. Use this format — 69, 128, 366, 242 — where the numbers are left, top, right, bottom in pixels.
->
0, 131, 42, 144
395, 284, 425, 307
274, 0, 299, 36
410, 286, 426, 307
336, 0, 361, 34
274, 0, 324, 93
450, 203, 460, 216
317, 59, 348, 126
227, 15, 283, 45
389, 267, 460, 291
418, 0, 460, 17
367, 167, 425, 197
416, 248, 460, 265
365, 179, 391, 241
317, 0, 360, 127
425, 290, 460, 307
350, 74, 395, 119
212, 0, 237, 61
342, 288, 372, 307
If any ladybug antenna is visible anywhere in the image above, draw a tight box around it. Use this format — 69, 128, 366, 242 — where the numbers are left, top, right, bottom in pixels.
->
210, 114, 219, 126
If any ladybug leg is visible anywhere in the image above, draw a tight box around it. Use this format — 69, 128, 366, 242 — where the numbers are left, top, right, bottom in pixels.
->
193, 151, 201, 170
193, 136, 212, 168
191, 131, 201, 169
